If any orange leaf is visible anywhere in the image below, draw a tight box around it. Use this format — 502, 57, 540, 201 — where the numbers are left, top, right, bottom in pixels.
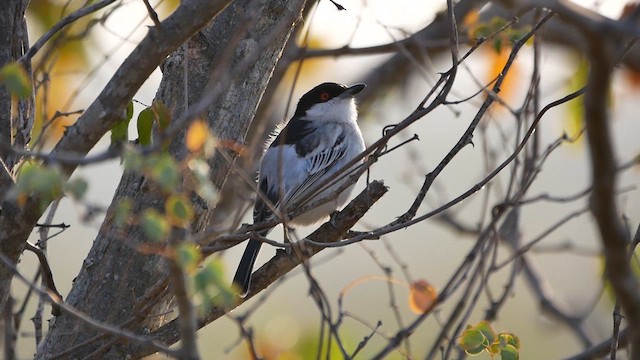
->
409, 279, 438, 314
186, 119, 209, 152
218, 139, 247, 156
462, 9, 481, 42
463, 9, 480, 28
485, 45, 520, 111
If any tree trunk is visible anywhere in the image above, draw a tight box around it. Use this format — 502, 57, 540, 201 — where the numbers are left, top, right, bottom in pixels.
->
35, 0, 305, 358
0, 0, 33, 166
0, 0, 35, 314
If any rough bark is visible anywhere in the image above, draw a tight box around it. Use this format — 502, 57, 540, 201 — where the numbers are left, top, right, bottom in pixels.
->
35, 0, 306, 358
0, 1, 19, 156
0, 0, 34, 314
0, 0, 33, 172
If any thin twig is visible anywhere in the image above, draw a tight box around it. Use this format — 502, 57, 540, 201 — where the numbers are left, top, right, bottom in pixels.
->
142, 0, 162, 28
24, 243, 63, 315
19, 0, 117, 63
167, 229, 200, 360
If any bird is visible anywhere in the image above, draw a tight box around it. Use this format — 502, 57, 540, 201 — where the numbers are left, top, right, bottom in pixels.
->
232, 82, 367, 297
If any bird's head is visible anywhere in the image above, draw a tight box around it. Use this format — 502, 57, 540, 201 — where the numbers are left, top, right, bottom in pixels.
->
294, 82, 365, 122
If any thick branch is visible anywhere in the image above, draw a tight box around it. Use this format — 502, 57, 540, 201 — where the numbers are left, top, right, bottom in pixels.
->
583, 27, 640, 358
51, 0, 232, 177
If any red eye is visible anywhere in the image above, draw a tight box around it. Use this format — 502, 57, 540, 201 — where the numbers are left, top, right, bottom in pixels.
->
320, 92, 330, 101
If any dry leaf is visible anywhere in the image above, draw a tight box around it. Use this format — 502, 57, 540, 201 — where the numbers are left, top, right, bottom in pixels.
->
409, 279, 438, 314
186, 119, 209, 152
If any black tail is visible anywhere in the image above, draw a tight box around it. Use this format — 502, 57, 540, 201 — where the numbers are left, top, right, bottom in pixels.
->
232, 238, 263, 297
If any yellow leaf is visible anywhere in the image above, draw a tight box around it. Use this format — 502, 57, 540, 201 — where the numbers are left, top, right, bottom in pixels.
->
175, 243, 201, 271
463, 9, 480, 28
0, 62, 32, 98
408, 279, 437, 314
33, 46, 86, 144
186, 119, 209, 153
565, 56, 591, 141
151, 100, 172, 130
462, 9, 481, 40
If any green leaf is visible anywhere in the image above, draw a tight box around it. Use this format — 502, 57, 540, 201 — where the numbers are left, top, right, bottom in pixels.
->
147, 154, 179, 192
175, 243, 201, 271
194, 261, 218, 290
475, 320, 497, 345
114, 198, 133, 227
110, 102, 135, 145
152, 100, 171, 131
123, 149, 144, 172
141, 209, 170, 241
14, 162, 64, 204
472, 23, 490, 39
165, 194, 194, 227
499, 333, 520, 349
458, 328, 487, 355
123, 152, 180, 192
0, 62, 32, 98
110, 119, 129, 144
137, 108, 154, 146
500, 344, 519, 360
565, 56, 590, 139
490, 16, 507, 29
488, 340, 501, 356
15, 161, 39, 190
193, 259, 235, 312
493, 38, 503, 54
126, 101, 134, 121
508, 27, 531, 43
64, 177, 88, 199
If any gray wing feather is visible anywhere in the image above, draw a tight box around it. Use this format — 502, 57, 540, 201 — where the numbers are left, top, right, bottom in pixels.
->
284, 134, 347, 208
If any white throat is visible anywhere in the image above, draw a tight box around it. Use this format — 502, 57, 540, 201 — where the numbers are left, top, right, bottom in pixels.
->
305, 98, 358, 124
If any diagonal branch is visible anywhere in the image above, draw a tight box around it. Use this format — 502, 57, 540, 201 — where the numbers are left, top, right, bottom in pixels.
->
51, 0, 232, 178
128, 180, 388, 358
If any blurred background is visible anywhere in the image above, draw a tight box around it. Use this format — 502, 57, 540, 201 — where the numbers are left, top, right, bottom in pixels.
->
11, 0, 640, 358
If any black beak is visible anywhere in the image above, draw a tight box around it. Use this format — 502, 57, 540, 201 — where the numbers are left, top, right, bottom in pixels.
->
339, 83, 366, 98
